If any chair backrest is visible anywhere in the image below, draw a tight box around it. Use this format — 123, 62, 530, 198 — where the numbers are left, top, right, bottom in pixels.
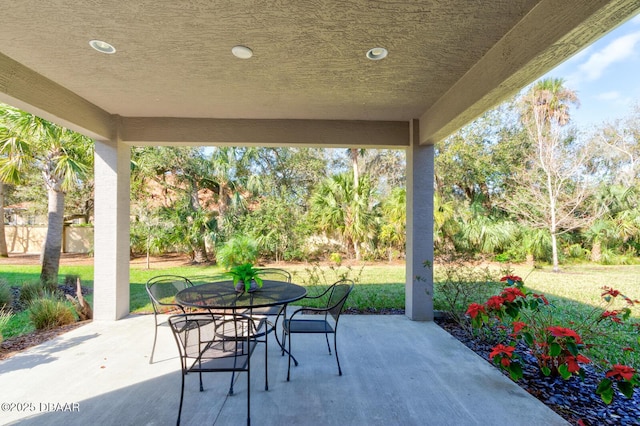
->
168, 313, 257, 367
255, 268, 292, 283
326, 279, 355, 321
146, 275, 194, 314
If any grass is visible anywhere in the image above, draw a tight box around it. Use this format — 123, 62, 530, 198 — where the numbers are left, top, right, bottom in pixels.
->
1, 260, 639, 369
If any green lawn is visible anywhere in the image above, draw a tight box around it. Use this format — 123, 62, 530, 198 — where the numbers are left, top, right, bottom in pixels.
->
2, 261, 639, 369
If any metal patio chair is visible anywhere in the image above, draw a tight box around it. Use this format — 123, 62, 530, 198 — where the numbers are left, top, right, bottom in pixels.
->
146, 275, 194, 364
282, 279, 354, 381
168, 312, 266, 426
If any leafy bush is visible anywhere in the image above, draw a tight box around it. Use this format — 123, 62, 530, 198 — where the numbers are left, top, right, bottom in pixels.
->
0, 310, 12, 343
433, 256, 503, 329
467, 276, 640, 404
0, 279, 12, 310
216, 236, 259, 268
19, 281, 44, 305
28, 294, 76, 330
293, 262, 364, 289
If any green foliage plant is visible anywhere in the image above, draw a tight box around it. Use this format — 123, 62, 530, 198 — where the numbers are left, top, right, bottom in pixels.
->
329, 252, 342, 265
217, 236, 259, 269
0, 279, 12, 310
0, 310, 12, 343
226, 263, 263, 292
466, 275, 640, 404
28, 293, 76, 330
19, 281, 45, 305
433, 255, 503, 331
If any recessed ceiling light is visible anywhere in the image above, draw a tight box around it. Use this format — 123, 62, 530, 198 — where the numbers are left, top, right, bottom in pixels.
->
366, 47, 388, 61
232, 45, 253, 59
89, 39, 116, 54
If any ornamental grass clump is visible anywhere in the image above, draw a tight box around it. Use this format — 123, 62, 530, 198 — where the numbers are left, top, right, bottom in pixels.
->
28, 293, 76, 330
466, 275, 640, 404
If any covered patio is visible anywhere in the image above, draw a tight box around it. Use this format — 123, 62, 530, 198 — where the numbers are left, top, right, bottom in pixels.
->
2, 1, 639, 322
1, 314, 568, 425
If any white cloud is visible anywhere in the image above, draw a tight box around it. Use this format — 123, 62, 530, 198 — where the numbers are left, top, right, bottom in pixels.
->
594, 91, 621, 101
577, 31, 640, 81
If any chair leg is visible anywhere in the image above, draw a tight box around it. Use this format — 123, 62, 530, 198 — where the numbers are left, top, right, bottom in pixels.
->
334, 333, 342, 376
324, 332, 331, 355
229, 372, 235, 395
264, 331, 269, 391
149, 317, 159, 364
287, 329, 292, 381
177, 370, 185, 426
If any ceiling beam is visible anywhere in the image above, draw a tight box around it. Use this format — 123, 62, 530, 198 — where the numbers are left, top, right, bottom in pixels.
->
0, 52, 114, 141
120, 117, 410, 148
419, 0, 640, 145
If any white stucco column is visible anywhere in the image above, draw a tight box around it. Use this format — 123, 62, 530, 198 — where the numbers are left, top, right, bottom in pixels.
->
405, 119, 434, 321
93, 138, 130, 320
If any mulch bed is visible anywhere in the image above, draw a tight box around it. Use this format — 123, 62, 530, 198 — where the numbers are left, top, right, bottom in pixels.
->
435, 317, 640, 426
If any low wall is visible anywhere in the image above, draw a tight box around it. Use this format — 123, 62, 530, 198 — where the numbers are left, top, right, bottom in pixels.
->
4, 225, 93, 254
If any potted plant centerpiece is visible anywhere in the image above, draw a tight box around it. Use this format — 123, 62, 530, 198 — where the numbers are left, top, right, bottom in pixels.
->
227, 263, 264, 293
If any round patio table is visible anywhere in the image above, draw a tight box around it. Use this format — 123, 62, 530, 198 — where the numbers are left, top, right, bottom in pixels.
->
175, 279, 307, 310
175, 279, 307, 364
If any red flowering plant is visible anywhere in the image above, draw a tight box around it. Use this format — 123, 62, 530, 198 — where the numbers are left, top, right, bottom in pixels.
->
466, 276, 639, 404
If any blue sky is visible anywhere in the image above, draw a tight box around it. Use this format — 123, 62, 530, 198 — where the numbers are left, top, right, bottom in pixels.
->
541, 13, 640, 130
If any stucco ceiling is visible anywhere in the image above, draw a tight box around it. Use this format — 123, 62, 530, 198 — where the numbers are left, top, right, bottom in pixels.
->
0, 1, 639, 145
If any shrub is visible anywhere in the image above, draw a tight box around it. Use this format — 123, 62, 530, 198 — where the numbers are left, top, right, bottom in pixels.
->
467, 275, 640, 404
216, 236, 259, 268
0, 279, 12, 310
28, 294, 76, 330
19, 281, 45, 305
293, 261, 364, 288
64, 274, 80, 287
0, 310, 12, 343
433, 256, 503, 329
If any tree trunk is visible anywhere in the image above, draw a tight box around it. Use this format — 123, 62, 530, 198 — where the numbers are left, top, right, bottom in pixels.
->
40, 187, 64, 286
0, 182, 8, 257
551, 232, 560, 272
189, 181, 209, 263
591, 241, 602, 263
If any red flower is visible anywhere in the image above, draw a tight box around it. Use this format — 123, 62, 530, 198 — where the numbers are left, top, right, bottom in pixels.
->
489, 344, 516, 366
512, 321, 527, 334
601, 310, 622, 323
532, 293, 549, 305
605, 364, 636, 381
601, 286, 620, 298
565, 356, 581, 373
547, 326, 583, 344
500, 275, 523, 284
485, 296, 505, 310
466, 303, 486, 319
622, 347, 634, 352
500, 287, 526, 303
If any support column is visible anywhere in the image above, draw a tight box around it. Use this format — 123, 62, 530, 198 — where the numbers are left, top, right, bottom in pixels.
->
93, 138, 130, 320
405, 119, 434, 321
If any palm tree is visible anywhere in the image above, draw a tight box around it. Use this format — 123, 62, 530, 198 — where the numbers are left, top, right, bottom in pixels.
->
311, 172, 378, 260
0, 104, 92, 284
0, 181, 8, 257
379, 187, 406, 259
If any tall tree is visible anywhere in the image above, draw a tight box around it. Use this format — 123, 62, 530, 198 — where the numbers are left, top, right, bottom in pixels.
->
0, 104, 93, 284
311, 172, 378, 260
511, 78, 598, 271
0, 181, 7, 257
131, 146, 216, 263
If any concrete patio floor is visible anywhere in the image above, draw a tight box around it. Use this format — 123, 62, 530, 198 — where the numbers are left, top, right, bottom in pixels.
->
0, 314, 568, 425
